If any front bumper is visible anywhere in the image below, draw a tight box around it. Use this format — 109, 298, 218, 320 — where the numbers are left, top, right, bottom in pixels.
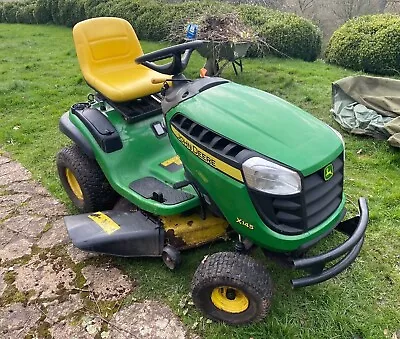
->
291, 197, 368, 288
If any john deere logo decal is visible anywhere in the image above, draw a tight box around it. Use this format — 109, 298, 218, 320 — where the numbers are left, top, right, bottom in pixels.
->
324, 164, 334, 181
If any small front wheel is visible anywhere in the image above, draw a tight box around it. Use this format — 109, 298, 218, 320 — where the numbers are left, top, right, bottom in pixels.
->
191, 252, 272, 325
162, 245, 181, 270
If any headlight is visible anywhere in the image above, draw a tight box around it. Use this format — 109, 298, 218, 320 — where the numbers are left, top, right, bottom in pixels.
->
242, 157, 302, 195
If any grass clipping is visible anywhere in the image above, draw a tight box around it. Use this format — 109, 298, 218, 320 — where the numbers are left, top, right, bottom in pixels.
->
169, 12, 258, 43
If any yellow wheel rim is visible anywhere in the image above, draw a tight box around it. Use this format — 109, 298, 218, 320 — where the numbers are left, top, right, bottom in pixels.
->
211, 286, 249, 313
65, 168, 83, 200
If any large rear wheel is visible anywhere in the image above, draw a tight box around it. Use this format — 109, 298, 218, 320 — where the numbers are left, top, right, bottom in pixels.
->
57, 144, 118, 213
191, 252, 273, 325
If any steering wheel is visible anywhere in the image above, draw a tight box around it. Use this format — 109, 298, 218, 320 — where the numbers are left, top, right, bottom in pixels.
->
135, 40, 204, 76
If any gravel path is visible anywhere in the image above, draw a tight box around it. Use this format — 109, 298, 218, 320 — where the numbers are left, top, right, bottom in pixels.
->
0, 154, 193, 339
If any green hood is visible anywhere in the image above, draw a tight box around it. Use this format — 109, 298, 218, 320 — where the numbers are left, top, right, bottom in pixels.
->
175, 82, 343, 176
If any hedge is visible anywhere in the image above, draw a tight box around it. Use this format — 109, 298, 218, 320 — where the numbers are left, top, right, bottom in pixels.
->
239, 4, 322, 61
326, 14, 400, 75
0, 0, 322, 62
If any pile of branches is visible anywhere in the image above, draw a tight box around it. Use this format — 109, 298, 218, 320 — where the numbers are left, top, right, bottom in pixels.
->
195, 12, 258, 42
169, 12, 258, 43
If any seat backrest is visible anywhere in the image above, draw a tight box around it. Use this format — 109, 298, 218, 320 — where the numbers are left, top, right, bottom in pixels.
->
73, 17, 143, 78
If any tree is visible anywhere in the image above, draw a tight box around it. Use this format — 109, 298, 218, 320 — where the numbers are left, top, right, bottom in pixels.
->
332, 0, 372, 21
296, 0, 316, 14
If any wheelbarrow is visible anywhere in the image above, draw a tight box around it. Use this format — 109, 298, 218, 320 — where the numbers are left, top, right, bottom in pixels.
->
197, 41, 251, 76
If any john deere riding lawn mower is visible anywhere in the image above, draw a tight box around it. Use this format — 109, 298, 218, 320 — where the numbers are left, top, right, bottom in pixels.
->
57, 17, 368, 324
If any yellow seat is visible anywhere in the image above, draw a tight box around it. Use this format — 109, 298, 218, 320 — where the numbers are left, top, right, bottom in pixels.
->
73, 17, 168, 102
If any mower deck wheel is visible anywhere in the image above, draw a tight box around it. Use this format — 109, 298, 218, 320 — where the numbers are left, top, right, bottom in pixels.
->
162, 245, 181, 270
57, 144, 118, 213
191, 252, 272, 325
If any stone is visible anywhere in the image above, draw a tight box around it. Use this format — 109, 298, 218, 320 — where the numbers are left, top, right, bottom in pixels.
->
0, 303, 41, 338
37, 218, 70, 249
19, 196, 66, 217
14, 256, 76, 300
0, 238, 33, 262
0, 193, 31, 207
67, 243, 98, 264
0, 193, 31, 220
0, 155, 10, 165
49, 319, 93, 339
45, 293, 83, 324
0, 268, 6, 297
0, 205, 13, 220
0, 162, 27, 176
0, 162, 31, 185
110, 301, 187, 339
5, 180, 49, 196
81, 265, 133, 301
0, 227, 14, 246
80, 316, 102, 337
2, 215, 47, 238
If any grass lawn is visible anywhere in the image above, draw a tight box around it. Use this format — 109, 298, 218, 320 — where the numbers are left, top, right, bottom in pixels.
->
0, 24, 399, 339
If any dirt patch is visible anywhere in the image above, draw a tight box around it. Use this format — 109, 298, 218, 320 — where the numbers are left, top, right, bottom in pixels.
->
110, 301, 187, 339
81, 265, 133, 301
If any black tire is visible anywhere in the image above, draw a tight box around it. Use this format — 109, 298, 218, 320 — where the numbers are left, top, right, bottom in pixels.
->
191, 252, 273, 325
57, 144, 118, 213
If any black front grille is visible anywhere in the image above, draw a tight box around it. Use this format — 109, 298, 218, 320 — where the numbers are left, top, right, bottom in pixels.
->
250, 154, 344, 235
172, 113, 344, 235
171, 114, 245, 166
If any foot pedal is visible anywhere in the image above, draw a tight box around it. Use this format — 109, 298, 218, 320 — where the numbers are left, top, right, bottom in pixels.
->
129, 177, 194, 205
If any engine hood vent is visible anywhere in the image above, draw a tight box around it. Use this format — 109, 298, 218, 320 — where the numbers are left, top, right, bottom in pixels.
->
171, 113, 246, 168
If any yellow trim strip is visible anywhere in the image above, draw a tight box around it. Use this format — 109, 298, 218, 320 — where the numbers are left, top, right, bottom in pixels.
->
88, 212, 120, 235
161, 155, 182, 167
171, 126, 243, 182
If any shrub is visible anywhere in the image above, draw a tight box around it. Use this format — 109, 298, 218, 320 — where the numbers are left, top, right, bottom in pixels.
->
34, 0, 53, 24
0, 0, 323, 61
239, 4, 322, 61
326, 14, 400, 75
16, 2, 37, 24
2, 2, 20, 23
0, 4, 4, 23
57, 0, 86, 27
133, 2, 171, 40
83, 0, 114, 18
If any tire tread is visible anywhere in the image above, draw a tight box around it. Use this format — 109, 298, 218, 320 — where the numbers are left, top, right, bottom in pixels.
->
57, 144, 118, 212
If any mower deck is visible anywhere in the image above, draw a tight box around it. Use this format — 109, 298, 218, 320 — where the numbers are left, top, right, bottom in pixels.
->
65, 209, 164, 257
65, 208, 229, 256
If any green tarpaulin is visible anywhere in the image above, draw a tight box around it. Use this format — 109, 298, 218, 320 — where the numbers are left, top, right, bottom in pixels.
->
332, 75, 400, 147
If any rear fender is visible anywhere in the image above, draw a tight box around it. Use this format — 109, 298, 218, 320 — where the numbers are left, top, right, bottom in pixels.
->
59, 112, 95, 159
